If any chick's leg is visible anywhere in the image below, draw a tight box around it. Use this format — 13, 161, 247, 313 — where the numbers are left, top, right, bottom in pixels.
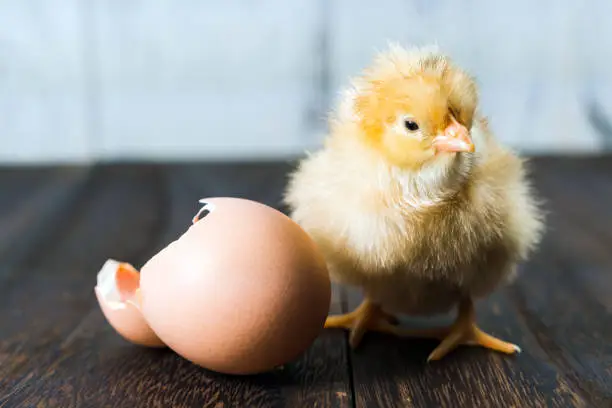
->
325, 298, 399, 348
426, 298, 521, 362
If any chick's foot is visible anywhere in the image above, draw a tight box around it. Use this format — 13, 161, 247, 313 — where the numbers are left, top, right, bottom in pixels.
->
425, 298, 521, 362
325, 298, 399, 348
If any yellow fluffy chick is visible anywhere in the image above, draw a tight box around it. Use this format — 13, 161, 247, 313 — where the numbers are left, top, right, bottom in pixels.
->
283, 44, 544, 361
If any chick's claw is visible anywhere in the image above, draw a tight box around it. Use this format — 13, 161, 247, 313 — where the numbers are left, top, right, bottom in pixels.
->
324, 299, 399, 349
426, 323, 520, 362
326, 297, 521, 361
426, 298, 521, 362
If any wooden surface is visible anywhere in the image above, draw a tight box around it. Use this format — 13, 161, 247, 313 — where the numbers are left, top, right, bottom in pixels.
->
0, 157, 611, 408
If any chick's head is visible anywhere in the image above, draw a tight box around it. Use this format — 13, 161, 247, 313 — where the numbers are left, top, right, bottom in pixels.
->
346, 45, 479, 170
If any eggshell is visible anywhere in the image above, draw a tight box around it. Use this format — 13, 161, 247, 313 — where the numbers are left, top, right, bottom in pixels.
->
95, 259, 165, 348
139, 197, 331, 374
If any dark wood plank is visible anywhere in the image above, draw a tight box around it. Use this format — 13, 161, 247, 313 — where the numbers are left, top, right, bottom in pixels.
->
0, 163, 352, 408
3, 157, 612, 408
343, 156, 612, 408
0, 166, 92, 281
344, 290, 586, 407
0, 164, 167, 407
508, 157, 612, 406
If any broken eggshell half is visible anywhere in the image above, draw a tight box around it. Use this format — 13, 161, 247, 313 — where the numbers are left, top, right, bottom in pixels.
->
95, 197, 331, 375
94, 259, 166, 347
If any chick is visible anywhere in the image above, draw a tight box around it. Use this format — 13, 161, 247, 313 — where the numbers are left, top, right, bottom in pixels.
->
283, 44, 544, 361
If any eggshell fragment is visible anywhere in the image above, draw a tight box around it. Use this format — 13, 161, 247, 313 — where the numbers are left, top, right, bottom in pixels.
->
95, 259, 165, 348
139, 197, 331, 375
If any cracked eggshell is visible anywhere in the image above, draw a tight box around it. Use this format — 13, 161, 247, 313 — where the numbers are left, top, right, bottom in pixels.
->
95, 259, 166, 348
139, 197, 331, 375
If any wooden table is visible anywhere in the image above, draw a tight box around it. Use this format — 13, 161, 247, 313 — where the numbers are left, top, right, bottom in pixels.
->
1, 156, 611, 408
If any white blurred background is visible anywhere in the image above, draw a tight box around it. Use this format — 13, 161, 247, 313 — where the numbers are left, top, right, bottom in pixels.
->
1, 0, 612, 164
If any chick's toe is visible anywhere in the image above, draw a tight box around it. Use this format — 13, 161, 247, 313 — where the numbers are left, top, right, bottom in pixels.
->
426, 298, 521, 362
325, 299, 399, 348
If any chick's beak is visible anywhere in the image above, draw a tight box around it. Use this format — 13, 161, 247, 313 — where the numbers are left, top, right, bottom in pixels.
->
433, 117, 475, 153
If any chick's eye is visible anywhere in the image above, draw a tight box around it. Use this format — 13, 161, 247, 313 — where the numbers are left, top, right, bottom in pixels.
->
404, 120, 419, 131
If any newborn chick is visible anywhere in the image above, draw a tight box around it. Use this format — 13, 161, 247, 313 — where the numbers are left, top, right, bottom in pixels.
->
283, 44, 544, 361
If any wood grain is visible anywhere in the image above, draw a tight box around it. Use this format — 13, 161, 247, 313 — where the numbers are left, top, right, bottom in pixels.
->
1, 158, 611, 407
338, 157, 612, 408
0, 162, 352, 408
343, 290, 587, 407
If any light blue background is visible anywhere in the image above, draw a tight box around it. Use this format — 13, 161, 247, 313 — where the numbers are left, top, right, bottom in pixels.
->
1, 0, 610, 163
